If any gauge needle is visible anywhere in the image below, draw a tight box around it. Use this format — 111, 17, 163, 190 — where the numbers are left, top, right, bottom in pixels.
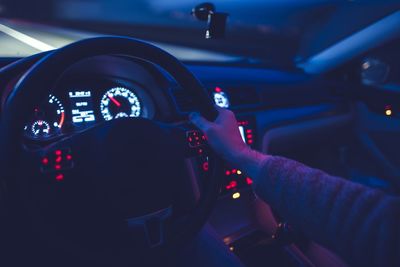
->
108, 95, 121, 107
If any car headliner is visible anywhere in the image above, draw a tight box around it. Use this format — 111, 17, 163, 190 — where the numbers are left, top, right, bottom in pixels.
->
0, 0, 399, 66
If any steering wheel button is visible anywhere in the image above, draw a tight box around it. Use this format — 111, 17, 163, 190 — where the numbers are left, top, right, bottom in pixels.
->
40, 148, 74, 173
187, 130, 206, 147
55, 174, 64, 181
42, 157, 49, 165
55, 156, 62, 163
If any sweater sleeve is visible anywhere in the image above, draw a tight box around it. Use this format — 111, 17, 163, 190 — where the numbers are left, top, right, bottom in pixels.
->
254, 156, 400, 267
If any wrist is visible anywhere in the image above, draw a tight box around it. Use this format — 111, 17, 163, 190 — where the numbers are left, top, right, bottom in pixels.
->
231, 147, 271, 180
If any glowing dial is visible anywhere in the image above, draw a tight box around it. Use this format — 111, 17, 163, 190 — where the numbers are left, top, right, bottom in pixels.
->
100, 87, 141, 121
25, 94, 65, 139
31, 120, 51, 137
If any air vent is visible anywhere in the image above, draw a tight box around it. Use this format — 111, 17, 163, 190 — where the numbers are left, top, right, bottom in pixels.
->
171, 86, 260, 113
209, 86, 260, 108
226, 86, 260, 107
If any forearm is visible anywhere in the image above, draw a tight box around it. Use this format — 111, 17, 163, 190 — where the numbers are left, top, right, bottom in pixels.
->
189, 107, 400, 266
254, 156, 400, 267
230, 147, 271, 180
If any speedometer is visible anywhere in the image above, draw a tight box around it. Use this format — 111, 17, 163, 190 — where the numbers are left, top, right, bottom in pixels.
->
100, 87, 142, 121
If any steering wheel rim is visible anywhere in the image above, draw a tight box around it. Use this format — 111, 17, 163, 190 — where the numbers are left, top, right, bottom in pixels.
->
0, 36, 221, 266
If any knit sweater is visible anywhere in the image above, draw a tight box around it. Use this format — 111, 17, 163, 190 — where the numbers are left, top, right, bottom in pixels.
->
255, 156, 400, 267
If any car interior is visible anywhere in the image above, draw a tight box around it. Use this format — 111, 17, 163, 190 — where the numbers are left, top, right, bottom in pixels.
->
0, 1, 399, 266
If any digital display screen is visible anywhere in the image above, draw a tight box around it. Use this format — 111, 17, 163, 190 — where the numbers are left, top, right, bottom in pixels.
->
69, 91, 96, 124
238, 126, 246, 143
213, 91, 230, 108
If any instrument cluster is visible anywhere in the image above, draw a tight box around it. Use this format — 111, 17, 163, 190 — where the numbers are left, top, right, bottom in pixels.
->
24, 78, 154, 140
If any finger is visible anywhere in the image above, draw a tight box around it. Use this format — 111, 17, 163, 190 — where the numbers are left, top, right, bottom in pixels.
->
189, 112, 212, 131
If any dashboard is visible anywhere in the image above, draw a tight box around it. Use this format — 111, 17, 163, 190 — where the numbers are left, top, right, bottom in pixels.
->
0, 54, 344, 200
23, 77, 155, 140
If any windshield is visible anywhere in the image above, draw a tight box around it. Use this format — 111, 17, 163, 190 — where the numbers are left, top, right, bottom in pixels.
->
0, 0, 399, 66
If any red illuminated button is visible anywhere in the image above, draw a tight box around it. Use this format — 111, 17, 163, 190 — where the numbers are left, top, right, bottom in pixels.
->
246, 177, 253, 185
202, 162, 209, 171
42, 157, 49, 165
55, 174, 64, 181
226, 180, 238, 190
55, 156, 62, 163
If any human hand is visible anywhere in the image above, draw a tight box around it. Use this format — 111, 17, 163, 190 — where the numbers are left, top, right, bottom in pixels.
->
189, 107, 250, 166
189, 107, 270, 180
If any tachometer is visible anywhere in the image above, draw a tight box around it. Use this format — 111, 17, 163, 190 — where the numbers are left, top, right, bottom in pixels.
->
25, 94, 65, 139
100, 87, 141, 121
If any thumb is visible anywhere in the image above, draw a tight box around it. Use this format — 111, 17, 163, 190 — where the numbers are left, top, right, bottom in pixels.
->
189, 112, 212, 132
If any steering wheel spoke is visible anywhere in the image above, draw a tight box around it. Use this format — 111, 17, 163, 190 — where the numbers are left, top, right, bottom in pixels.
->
126, 206, 172, 248
157, 121, 222, 212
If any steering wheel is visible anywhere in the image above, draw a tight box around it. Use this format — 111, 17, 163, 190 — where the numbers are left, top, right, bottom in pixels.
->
0, 37, 221, 266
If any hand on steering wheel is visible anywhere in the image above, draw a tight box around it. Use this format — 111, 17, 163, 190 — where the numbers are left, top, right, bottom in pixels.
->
190, 107, 270, 182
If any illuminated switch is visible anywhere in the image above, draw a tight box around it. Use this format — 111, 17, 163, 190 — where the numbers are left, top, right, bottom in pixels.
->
42, 157, 49, 165
187, 130, 206, 147
55, 174, 64, 181
246, 177, 253, 185
202, 162, 209, 172
41, 148, 74, 173
385, 105, 393, 116
232, 192, 241, 199
225, 180, 238, 190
